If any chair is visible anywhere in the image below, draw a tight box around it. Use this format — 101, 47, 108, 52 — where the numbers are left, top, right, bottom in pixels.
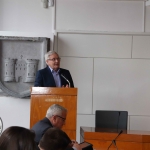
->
95, 110, 128, 130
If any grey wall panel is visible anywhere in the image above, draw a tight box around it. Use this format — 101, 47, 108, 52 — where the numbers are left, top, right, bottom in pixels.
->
93, 58, 150, 115
132, 35, 150, 58
60, 57, 93, 114
130, 116, 150, 131
57, 33, 132, 58
56, 0, 144, 32
145, 6, 150, 32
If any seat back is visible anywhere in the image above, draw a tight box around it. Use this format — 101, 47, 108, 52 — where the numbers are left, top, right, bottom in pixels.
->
95, 110, 128, 130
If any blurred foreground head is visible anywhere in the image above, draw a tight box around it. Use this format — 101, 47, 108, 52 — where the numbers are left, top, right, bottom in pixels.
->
39, 127, 72, 150
0, 126, 36, 150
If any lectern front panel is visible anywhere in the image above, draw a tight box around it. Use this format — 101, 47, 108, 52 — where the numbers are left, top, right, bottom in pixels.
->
30, 87, 77, 140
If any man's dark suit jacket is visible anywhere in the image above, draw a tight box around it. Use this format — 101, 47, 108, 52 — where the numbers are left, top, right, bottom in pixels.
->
34, 66, 74, 87
31, 117, 52, 145
31, 117, 74, 150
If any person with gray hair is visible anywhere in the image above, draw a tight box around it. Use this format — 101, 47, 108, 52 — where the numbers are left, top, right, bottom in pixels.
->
34, 51, 74, 87
46, 103, 67, 129
31, 104, 80, 150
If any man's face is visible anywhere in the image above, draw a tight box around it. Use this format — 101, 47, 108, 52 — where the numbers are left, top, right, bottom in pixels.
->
53, 111, 67, 129
46, 53, 60, 71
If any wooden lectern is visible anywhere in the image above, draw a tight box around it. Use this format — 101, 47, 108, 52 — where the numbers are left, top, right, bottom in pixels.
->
80, 126, 150, 150
30, 87, 77, 140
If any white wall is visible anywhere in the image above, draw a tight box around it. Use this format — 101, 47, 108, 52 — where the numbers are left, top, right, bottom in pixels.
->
0, 0, 54, 132
0, 96, 30, 128
55, 0, 144, 32
0, 0, 54, 48
1, 0, 150, 142
145, 6, 150, 31
55, 0, 150, 141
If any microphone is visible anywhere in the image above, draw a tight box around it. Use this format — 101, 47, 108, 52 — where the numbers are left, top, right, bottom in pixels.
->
107, 130, 123, 150
60, 74, 70, 87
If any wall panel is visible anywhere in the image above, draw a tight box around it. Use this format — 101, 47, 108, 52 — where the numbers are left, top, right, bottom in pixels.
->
145, 6, 150, 32
130, 116, 150, 131
60, 57, 93, 114
132, 35, 150, 58
56, 0, 144, 32
93, 58, 150, 115
57, 33, 132, 58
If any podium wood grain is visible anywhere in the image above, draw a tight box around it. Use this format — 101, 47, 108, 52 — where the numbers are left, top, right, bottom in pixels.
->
30, 87, 77, 140
80, 127, 150, 150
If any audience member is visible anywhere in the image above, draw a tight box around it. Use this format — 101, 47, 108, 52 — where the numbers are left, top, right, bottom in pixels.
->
0, 126, 36, 150
38, 128, 81, 150
31, 104, 81, 150
34, 50, 74, 87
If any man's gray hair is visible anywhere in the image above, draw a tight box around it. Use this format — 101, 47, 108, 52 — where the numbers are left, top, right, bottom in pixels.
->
46, 104, 67, 118
45, 51, 59, 62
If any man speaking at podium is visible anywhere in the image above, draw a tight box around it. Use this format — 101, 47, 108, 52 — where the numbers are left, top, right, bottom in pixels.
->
34, 51, 74, 88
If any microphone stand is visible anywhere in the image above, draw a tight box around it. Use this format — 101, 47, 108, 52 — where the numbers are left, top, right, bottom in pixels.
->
107, 130, 123, 150
61, 74, 70, 87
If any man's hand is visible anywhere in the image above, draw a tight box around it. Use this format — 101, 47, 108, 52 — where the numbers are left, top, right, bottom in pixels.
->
72, 143, 82, 150
62, 84, 69, 88
71, 140, 81, 150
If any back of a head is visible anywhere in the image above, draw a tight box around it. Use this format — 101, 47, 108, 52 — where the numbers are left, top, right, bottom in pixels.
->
46, 104, 67, 118
0, 126, 36, 150
39, 128, 71, 150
